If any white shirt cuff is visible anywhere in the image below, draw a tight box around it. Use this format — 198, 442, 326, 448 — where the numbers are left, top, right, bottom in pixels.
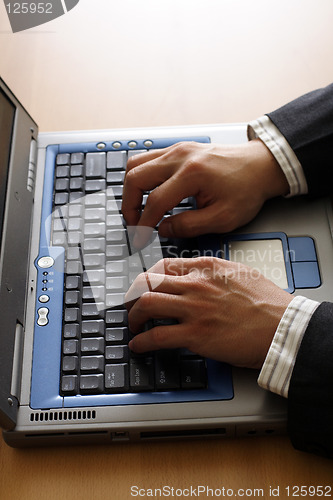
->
248, 115, 308, 197
258, 295, 320, 398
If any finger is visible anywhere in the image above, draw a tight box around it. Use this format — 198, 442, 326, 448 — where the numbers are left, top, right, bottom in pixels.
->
125, 148, 168, 173
158, 204, 221, 238
132, 176, 197, 247
145, 258, 190, 276
129, 322, 186, 353
125, 271, 185, 311
128, 291, 183, 334
122, 158, 177, 227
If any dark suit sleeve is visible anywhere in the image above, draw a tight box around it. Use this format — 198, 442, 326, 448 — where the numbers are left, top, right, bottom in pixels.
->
288, 302, 333, 458
267, 83, 333, 197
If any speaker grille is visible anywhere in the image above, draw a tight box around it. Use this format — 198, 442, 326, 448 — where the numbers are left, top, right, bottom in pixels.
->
30, 409, 96, 423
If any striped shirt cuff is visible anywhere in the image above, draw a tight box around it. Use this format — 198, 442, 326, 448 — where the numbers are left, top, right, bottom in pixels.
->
248, 115, 308, 197
258, 295, 320, 398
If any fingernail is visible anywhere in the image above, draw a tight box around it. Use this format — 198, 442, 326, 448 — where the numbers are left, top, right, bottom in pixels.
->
132, 226, 153, 249
128, 339, 135, 351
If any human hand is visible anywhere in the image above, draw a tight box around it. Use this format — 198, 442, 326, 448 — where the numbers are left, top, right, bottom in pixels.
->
126, 257, 293, 370
122, 139, 289, 247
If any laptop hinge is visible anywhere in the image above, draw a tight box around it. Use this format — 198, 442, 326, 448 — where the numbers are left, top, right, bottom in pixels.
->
27, 139, 37, 192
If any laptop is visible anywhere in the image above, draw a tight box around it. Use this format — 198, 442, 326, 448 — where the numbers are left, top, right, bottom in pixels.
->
1, 77, 333, 447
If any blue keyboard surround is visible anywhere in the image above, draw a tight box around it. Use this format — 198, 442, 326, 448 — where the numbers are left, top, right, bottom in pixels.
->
30, 136, 235, 410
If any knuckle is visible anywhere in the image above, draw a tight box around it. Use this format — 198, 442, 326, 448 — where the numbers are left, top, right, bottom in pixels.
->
183, 157, 203, 175
144, 189, 159, 210
171, 141, 193, 154
138, 291, 154, 310
124, 167, 138, 186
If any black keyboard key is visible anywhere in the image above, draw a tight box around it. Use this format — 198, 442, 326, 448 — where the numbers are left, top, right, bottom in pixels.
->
130, 359, 154, 391
83, 237, 106, 253
106, 260, 128, 275
52, 232, 67, 246
70, 164, 84, 177
54, 192, 69, 205
84, 192, 106, 207
105, 293, 125, 308
106, 229, 126, 243
85, 179, 106, 192
106, 309, 128, 326
84, 222, 106, 238
55, 165, 70, 178
82, 285, 105, 302
105, 275, 128, 291
105, 345, 129, 362
81, 355, 104, 373
105, 364, 129, 392
55, 178, 69, 191
106, 327, 128, 344
64, 308, 79, 323
81, 303, 105, 319
83, 269, 105, 284
67, 247, 81, 261
84, 207, 106, 222
70, 152, 84, 164
181, 359, 206, 389
65, 290, 80, 306
80, 374, 104, 394
106, 151, 127, 170
82, 319, 105, 336
106, 244, 128, 259
66, 260, 82, 275
70, 177, 84, 191
63, 339, 79, 355
61, 375, 78, 394
56, 153, 70, 166
81, 337, 104, 355
69, 191, 84, 204
85, 152, 106, 178
107, 185, 123, 198
68, 203, 83, 217
62, 356, 78, 373
107, 171, 125, 184
64, 323, 79, 339
83, 253, 105, 268
65, 275, 80, 290
155, 350, 181, 390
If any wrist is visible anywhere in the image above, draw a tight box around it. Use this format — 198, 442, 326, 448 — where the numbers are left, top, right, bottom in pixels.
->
249, 139, 289, 200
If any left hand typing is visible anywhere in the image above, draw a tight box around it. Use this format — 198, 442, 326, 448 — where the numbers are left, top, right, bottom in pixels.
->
126, 257, 293, 370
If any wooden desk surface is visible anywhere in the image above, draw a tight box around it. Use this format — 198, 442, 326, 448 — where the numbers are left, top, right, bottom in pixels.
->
0, 1, 332, 497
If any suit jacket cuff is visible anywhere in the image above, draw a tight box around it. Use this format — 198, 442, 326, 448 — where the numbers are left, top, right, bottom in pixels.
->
258, 295, 320, 398
248, 116, 308, 197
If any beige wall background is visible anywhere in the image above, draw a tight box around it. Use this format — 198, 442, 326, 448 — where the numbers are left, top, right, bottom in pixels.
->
1, 0, 333, 132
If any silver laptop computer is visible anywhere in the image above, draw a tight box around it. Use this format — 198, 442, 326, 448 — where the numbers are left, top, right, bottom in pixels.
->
1, 77, 332, 447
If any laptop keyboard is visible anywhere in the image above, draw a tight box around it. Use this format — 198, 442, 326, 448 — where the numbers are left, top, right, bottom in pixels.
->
51, 150, 207, 396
